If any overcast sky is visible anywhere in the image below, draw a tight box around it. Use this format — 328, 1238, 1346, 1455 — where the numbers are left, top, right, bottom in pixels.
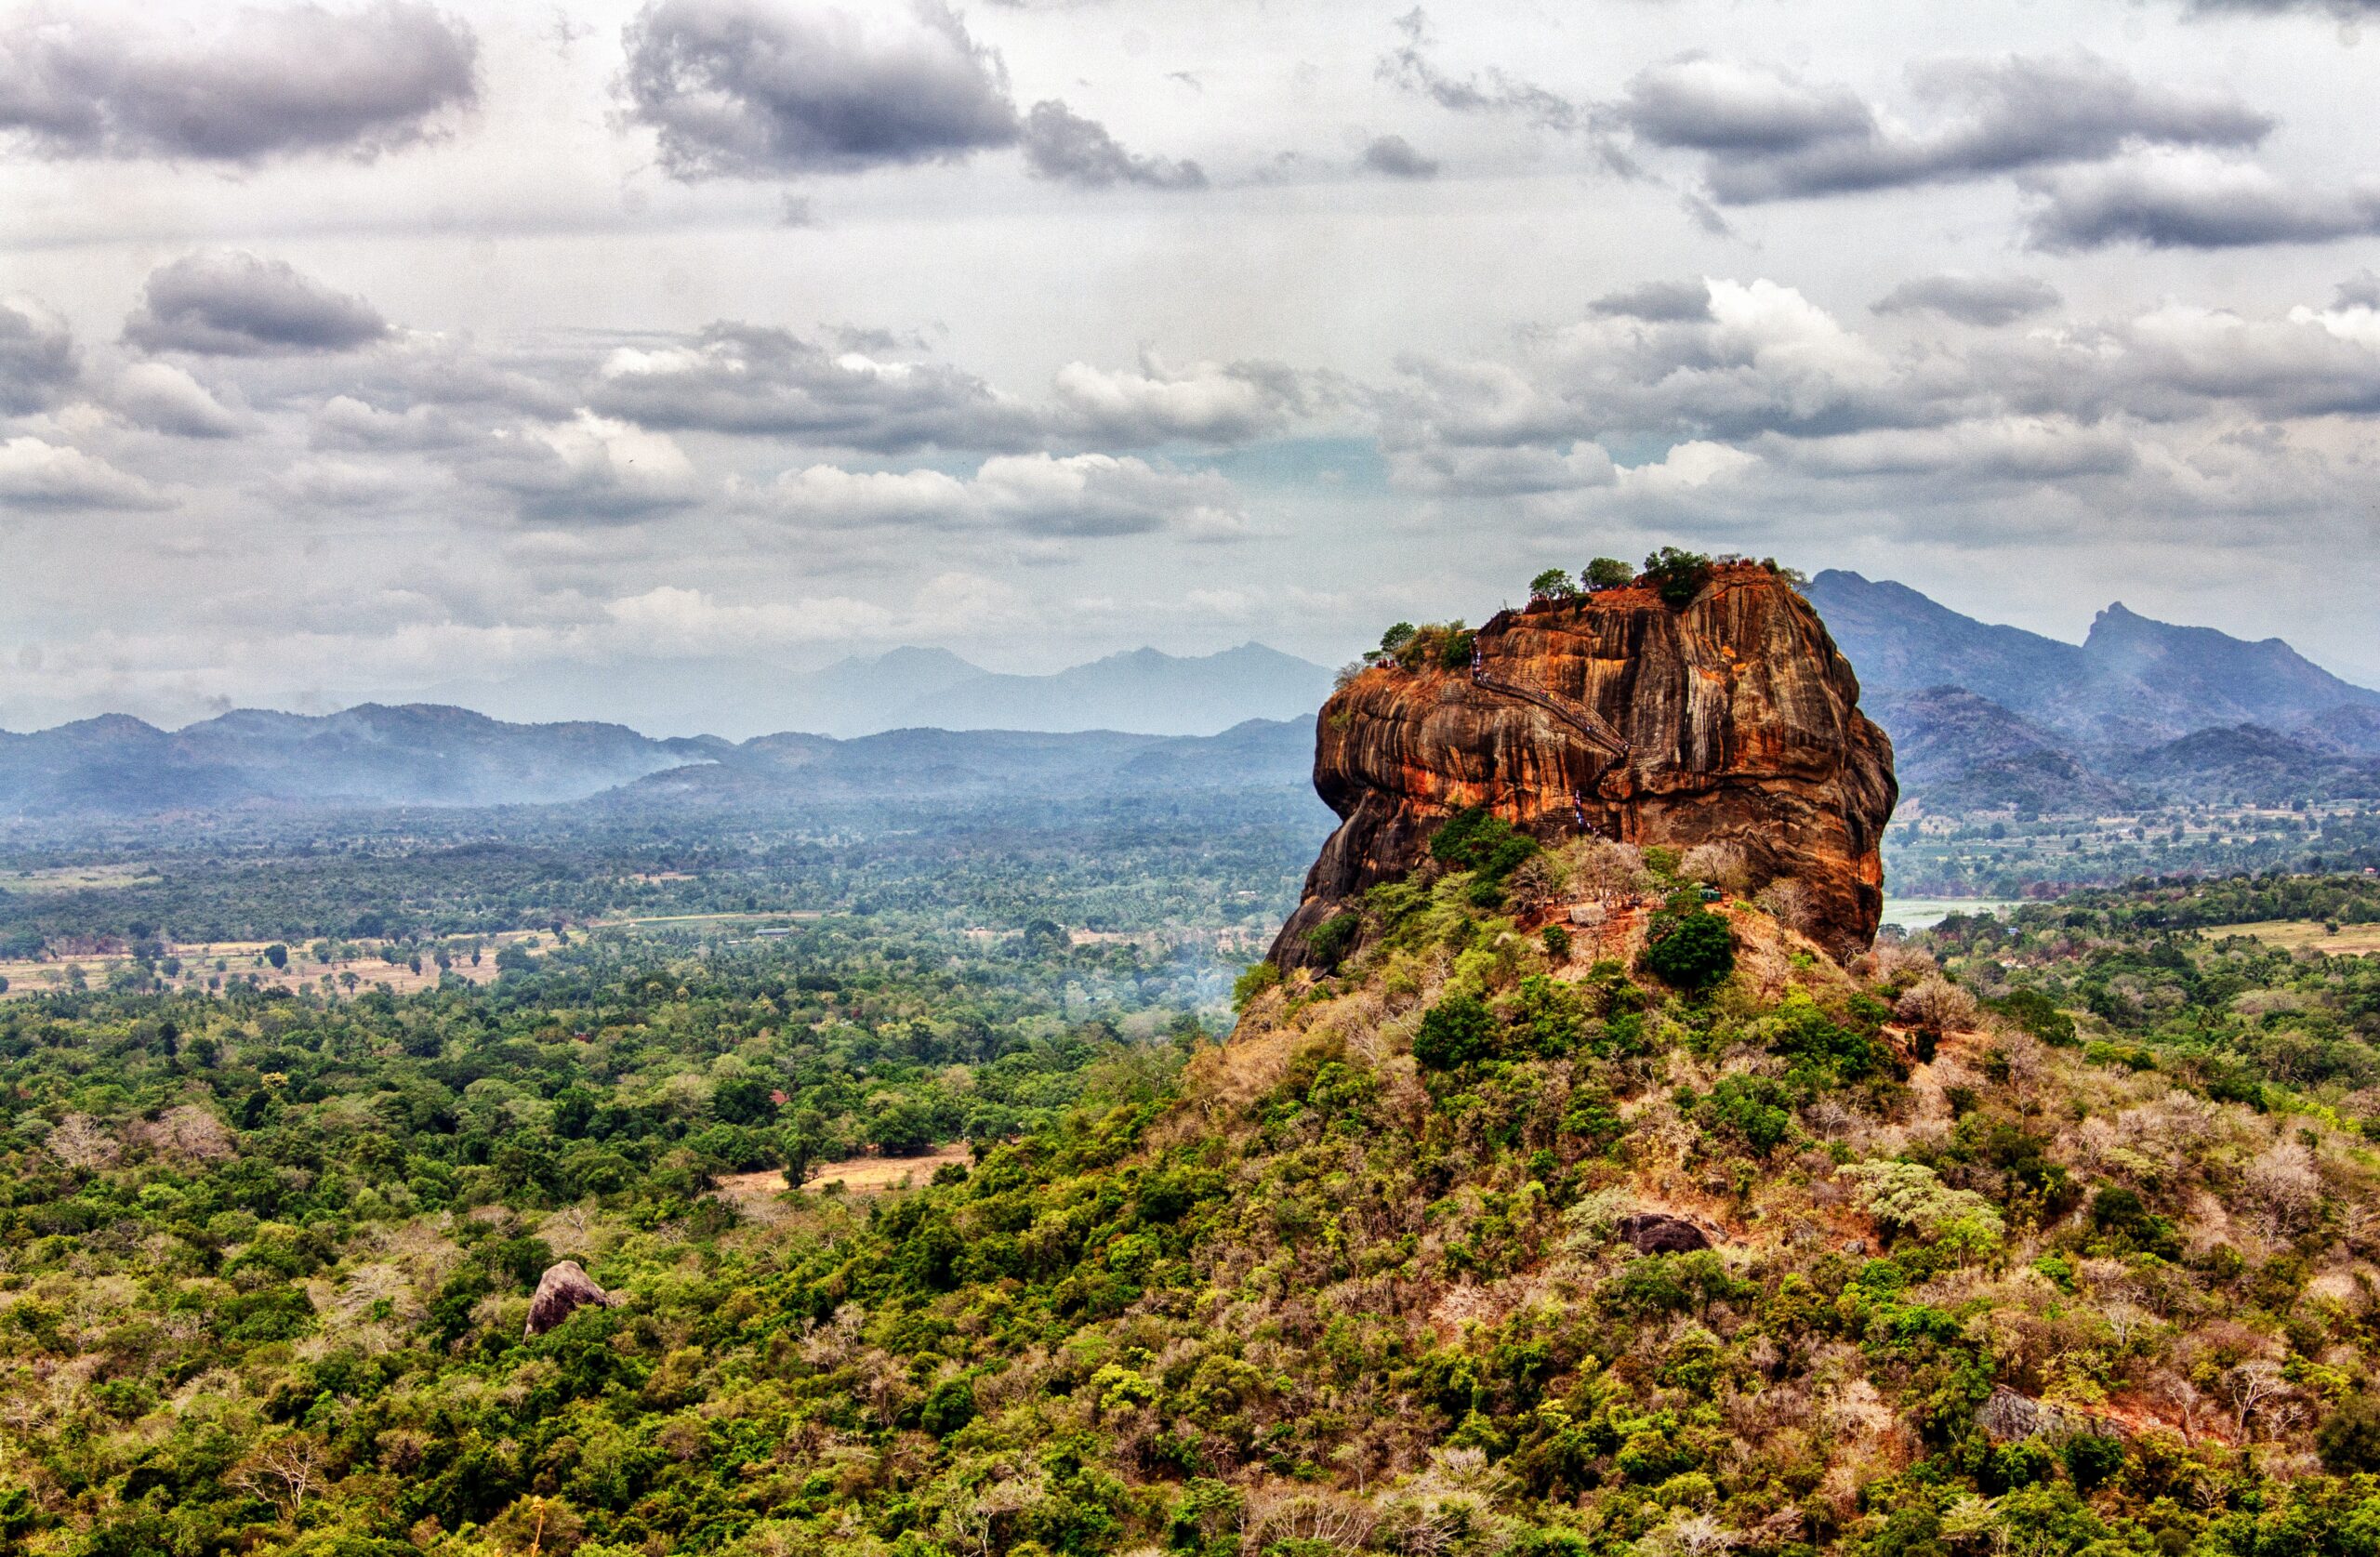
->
3, 0, 2379, 729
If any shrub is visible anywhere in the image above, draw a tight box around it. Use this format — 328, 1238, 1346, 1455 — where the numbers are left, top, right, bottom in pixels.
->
1838, 1159, 2005, 1257
1232, 961, 1282, 1010
1512, 974, 1588, 1056
1431, 807, 1540, 882
1541, 924, 1572, 960
1640, 910, 1734, 992
1414, 992, 1499, 1070
2062, 1434, 2125, 1490
1699, 1075, 1792, 1155
2318, 1392, 2380, 1471
1989, 988, 2077, 1047
1305, 911, 1361, 970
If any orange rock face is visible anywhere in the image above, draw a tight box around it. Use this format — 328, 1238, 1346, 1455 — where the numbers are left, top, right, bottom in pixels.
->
1272, 564, 1897, 965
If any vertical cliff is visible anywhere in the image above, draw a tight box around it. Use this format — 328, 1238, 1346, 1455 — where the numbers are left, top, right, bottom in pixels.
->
1271, 562, 1897, 964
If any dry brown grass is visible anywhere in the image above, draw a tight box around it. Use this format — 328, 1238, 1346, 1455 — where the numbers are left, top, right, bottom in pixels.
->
2207, 918, 2380, 956
714, 1142, 975, 1212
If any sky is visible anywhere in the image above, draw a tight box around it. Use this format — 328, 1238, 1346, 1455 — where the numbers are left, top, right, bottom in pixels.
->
3, 0, 2379, 730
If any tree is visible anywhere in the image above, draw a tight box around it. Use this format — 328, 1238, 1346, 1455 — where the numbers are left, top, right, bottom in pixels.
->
1527, 568, 1578, 601
231, 1432, 324, 1526
1640, 909, 1734, 991
1584, 556, 1634, 590
1641, 546, 1714, 607
1377, 621, 1418, 659
263, 943, 288, 970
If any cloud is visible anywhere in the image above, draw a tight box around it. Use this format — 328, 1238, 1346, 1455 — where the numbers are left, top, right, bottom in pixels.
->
1621, 52, 2271, 203
601, 583, 897, 653
618, 0, 1019, 178
469, 411, 702, 521
0, 437, 170, 509
0, 297, 77, 414
2023, 151, 2380, 249
0, 1, 476, 163
1019, 100, 1204, 188
590, 322, 1038, 450
1050, 355, 1305, 443
1359, 133, 1438, 178
124, 252, 390, 356
1377, 7, 1581, 133
112, 363, 245, 438
1620, 57, 1871, 155
1589, 280, 1714, 323
310, 394, 472, 451
1871, 273, 2062, 326
751, 452, 1250, 540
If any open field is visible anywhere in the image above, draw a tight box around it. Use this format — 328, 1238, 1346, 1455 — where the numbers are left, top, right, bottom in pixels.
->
712, 1142, 975, 1215
0, 864, 161, 893
2204, 918, 2380, 955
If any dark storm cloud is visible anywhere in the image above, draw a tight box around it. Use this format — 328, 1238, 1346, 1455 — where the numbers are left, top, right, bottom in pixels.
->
617, 0, 1021, 178
1019, 101, 1205, 188
1872, 274, 2063, 326
2025, 157, 2380, 249
1588, 280, 1714, 322
1359, 134, 1438, 178
0, 2, 476, 164
587, 322, 1040, 451
1624, 53, 2272, 204
0, 297, 77, 414
123, 253, 390, 356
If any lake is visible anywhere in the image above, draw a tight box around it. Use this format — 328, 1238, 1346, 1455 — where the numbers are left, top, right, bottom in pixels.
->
1879, 897, 2025, 933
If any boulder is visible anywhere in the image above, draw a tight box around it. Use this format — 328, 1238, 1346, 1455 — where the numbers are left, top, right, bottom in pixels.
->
1270, 564, 1896, 967
1616, 1213, 1713, 1254
524, 1260, 616, 1338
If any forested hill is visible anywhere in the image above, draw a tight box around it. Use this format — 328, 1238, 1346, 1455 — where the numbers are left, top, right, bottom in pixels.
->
6, 831, 2380, 1553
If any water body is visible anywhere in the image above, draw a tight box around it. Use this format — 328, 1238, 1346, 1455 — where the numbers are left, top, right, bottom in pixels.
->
1880, 897, 2024, 933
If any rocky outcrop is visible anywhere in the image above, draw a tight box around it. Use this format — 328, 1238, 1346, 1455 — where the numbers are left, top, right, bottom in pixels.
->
1272, 563, 1897, 965
525, 1260, 616, 1338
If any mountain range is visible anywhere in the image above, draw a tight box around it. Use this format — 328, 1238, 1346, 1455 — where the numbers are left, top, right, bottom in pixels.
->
1806, 570, 2380, 811
7, 578, 2375, 824
415, 642, 1334, 741
0, 703, 1316, 822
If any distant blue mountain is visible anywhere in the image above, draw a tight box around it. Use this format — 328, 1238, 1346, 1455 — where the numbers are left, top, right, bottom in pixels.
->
1805, 571, 2380, 810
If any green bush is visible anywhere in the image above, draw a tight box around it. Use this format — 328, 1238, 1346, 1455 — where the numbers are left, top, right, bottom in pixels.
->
2319, 1392, 2380, 1471
1431, 807, 1540, 882
1640, 909, 1734, 991
1414, 992, 1499, 1070
1231, 961, 1282, 1010
1304, 911, 1362, 970
2062, 1433, 2124, 1490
